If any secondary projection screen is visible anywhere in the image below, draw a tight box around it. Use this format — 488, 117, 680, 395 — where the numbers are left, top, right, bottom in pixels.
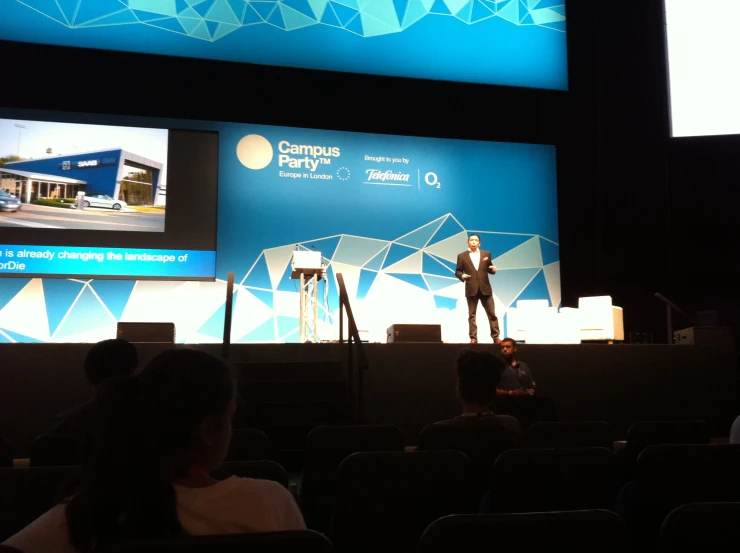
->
665, 0, 740, 137
0, 1, 567, 91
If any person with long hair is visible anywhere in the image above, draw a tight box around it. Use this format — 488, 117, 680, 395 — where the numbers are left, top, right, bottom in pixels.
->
4, 348, 304, 553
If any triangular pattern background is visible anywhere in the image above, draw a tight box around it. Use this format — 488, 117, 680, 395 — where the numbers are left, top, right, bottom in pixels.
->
0, 213, 560, 343
13, 0, 566, 39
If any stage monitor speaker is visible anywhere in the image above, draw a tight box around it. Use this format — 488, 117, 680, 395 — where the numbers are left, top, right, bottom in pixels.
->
673, 326, 733, 347
387, 324, 441, 343
117, 322, 176, 344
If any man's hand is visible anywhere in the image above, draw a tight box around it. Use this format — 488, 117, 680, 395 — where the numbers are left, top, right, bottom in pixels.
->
462, 273, 471, 280
510, 389, 529, 396
489, 265, 497, 274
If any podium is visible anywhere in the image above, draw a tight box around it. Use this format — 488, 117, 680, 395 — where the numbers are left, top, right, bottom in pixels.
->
290, 250, 325, 343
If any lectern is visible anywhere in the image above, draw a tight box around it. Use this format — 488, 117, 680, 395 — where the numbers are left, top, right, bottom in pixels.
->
290, 250, 325, 343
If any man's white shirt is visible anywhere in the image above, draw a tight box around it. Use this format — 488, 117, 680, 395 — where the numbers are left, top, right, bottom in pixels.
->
468, 249, 481, 271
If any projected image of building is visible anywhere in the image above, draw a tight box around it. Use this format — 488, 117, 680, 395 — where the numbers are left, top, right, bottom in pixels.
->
2, 149, 165, 206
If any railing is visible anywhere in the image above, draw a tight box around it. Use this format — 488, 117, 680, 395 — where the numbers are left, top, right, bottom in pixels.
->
336, 273, 369, 423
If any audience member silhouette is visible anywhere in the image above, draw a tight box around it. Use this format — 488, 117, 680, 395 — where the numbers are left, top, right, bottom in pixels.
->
4, 348, 304, 553
44, 339, 139, 438
435, 349, 524, 443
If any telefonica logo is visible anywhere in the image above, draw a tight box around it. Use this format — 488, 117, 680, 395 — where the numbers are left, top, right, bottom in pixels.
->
236, 134, 274, 170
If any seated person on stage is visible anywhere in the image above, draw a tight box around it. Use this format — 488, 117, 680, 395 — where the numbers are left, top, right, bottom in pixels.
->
44, 338, 139, 438
4, 348, 305, 553
436, 349, 524, 444
496, 338, 536, 397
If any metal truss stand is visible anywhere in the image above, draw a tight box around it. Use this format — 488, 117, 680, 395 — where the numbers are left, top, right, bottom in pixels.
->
292, 267, 324, 343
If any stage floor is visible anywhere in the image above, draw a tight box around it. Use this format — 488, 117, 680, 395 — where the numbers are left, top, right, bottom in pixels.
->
1, 342, 737, 452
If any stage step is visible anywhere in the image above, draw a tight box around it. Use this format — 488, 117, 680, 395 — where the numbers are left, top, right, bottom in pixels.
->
234, 361, 345, 382
244, 381, 348, 402
245, 400, 353, 426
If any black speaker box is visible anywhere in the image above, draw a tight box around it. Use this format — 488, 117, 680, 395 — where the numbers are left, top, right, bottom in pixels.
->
116, 322, 176, 343
386, 324, 442, 343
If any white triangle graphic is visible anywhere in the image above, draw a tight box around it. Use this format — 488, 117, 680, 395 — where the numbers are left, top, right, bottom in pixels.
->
231, 287, 274, 342
264, 244, 297, 290
383, 250, 423, 274
492, 236, 543, 269
0, 278, 51, 341
424, 230, 468, 262
543, 261, 561, 308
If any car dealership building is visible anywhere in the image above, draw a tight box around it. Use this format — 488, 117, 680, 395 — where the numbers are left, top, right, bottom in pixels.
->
1, 148, 165, 206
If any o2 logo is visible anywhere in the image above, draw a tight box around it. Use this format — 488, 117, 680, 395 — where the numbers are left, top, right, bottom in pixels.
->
425, 172, 441, 189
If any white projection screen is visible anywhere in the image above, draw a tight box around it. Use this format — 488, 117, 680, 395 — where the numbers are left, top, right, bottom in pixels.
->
665, 0, 740, 137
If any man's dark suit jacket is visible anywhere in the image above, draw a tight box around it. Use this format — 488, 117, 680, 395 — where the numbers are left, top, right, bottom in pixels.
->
455, 249, 495, 297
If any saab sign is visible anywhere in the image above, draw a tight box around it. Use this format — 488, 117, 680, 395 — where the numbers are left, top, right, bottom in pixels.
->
60, 157, 117, 170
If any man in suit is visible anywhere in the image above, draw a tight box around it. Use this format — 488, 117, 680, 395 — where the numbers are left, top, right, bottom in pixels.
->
455, 234, 500, 344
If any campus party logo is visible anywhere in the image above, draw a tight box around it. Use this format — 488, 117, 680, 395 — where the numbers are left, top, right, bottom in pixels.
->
236, 134, 341, 172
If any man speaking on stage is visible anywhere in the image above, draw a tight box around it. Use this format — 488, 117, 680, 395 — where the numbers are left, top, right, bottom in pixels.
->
455, 234, 500, 344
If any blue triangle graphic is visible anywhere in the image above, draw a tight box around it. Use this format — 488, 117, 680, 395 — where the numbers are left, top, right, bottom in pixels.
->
240, 317, 276, 343
267, 4, 286, 27
89, 280, 136, 321
514, 269, 550, 305
54, 287, 114, 340
424, 274, 460, 292
132, 9, 170, 22
227, 0, 246, 20
251, 0, 278, 20
427, 253, 457, 272
422, 253, 455, 277
205, 19, 220, 36
243, 255, 272, 290
357, 269, 377, 299
0, 329, 14, 343
276, 260, 301, 293
387, 273, 429, 291
491, 267, 540, 308
521, 12, 534, 24
393, 0, 409, 22
277, 316, 299, 342
434, 295, 458, 310
430, 0, 451, 14
383, 243, 418, 269
282, 0, 317, 18
246, 287, 274, 309
321, 2, 342, 25
198, 303, 226, 339
148, 17, 186, 33
42, 279, 85, 335
19, 0, 67, 24
243, 3, 263, 23
329, 1, 358, 25
79, 9, 138, 26
483, 234, 533, 260
74, 0, 127, 25
345, 10, 363, 33
471, 0, 493, 22
428, 216, 466, 245
396, 218, 445, 249
299, 236, 341, 261
193, 0, 217, 17
176, 0, 190, 14
364, 245, 390, 271
56, 0, 80, 22
540, 238, 560, 266
0, 328, 43, 343
0, 278, 31, 310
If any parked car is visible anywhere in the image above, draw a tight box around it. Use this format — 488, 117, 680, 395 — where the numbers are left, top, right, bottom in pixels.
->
83, 194, 127, 211
0, 190, 21, 212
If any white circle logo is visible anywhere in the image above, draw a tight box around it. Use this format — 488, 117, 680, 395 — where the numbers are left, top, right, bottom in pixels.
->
236, 134, 273, 170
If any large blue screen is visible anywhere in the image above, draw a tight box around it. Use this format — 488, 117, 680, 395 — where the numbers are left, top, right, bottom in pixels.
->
0, 0, 567, 90
0, 115, 560, 344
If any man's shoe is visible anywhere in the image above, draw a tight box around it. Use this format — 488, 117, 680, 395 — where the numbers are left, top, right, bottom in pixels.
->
470, 339, 478, 344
